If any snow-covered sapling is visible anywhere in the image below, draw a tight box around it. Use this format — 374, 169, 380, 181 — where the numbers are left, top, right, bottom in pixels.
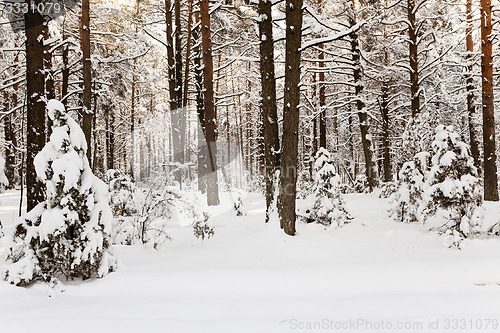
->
2, 100, 116, 286
307, 148, 350, 227
105, 169, 138, 245
421, 125, 483, 244
389, 151, 429, 223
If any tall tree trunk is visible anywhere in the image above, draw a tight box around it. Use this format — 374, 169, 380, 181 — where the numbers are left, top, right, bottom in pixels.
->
194, 10, 207, 194
380, 82, 392, 182
278, 0, 303, 236
25, 3, 46, 211
200, 0, 220, 205
80, 0, 92, 166
465, 0, 481, 172
480, 0, 499, 201
408, 0, 420, 117
349, 0, 377, 191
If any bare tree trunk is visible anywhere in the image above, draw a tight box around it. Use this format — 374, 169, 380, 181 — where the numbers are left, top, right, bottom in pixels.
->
480, 0, 499, 201
80, 0, 92, 166
408, 0, 420, 117
193, 10, 207, 194
380, 82, 392, 182
349, 0, 377, 191
278, 0, 303, 236
465, 0, 481, 172
200, 0, 220, 205
25, 2, 46, 210
318, 44, 326, 149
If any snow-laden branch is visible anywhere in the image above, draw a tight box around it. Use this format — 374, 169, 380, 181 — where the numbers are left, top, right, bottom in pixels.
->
300, 21, 366, 52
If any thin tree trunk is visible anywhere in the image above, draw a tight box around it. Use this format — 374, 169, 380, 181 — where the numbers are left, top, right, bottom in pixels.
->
480, 0, 499, 201
2, 91, 15, 188
200, 0, 220, 205
318, 44, 326, 149
278, 0, 303, 236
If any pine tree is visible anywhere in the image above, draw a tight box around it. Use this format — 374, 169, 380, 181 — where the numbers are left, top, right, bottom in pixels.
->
2, 100, 116, 286
421, 125, 483, 244
308, 148, 350, 227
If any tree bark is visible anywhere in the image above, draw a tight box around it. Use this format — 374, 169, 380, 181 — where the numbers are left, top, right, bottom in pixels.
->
80, 0, 92, 166
380, 82, 392, 182
194, 10, 207, 194
480, 0, 499, 201
278, 0, 303, 236
349, 1, 377, 191
200, 0, 220, 205
465, 0, 481, 172
408, 0, 420, 117
25, 2, 46, 210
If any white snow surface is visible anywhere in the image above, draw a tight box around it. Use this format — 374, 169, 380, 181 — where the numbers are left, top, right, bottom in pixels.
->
1, 190, 500, 332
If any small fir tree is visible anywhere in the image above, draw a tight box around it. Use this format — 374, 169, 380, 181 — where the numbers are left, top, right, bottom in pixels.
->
2, 100, 116, 286
307, 148, 350, 227
0, 155, 8, 192
421, 125, 483, 245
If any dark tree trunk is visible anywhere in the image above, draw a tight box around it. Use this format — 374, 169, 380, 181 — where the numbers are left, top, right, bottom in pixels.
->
380, 82, 392, 182
408, 0, 420, 117
200, 0, 220, 205
2, 92, 15, 188
278, 0, 303, 236
80, 0, 92, 166
480, 0, 499, 201
349, 2, 377, 191
61, 45, 69, 107
25, 3, 46, 210
465, 0, 481, 172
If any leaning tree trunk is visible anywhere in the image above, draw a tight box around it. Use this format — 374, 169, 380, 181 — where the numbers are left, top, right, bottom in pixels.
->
25, 2, 46, 210
200, 0, 220, 206
258, 0, 280, 222
480, 0, 499, 201
278, 0, 303, 236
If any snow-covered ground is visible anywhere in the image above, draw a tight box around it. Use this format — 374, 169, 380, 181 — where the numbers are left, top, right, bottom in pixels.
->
1, 189, 500, 333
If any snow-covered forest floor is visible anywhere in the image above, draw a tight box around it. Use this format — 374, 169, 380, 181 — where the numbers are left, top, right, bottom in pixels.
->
1, 189, 500, 333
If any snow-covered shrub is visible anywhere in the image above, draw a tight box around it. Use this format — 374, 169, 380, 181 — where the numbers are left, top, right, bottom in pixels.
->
306, 148, 350, 227
390, 125, 483, 247
420, 125, 483, 243
389, 152, 429, 223
2, 100, 116, 286
105, 169, 137, 245
379, 181, 398, 199
353, 174, 369, 193
0, 155, 8, 192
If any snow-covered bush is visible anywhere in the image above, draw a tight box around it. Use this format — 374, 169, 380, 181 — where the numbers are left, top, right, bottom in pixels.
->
0, 155, 8, 192
353, 174, 369, 193
105, 169, 137, 245
420, 125, 483, 244
389, 152, 429, 223
306, 148, 350, 227
397, 111, 436, 169
2, 100, 116, 286
378, 181, 398, 199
